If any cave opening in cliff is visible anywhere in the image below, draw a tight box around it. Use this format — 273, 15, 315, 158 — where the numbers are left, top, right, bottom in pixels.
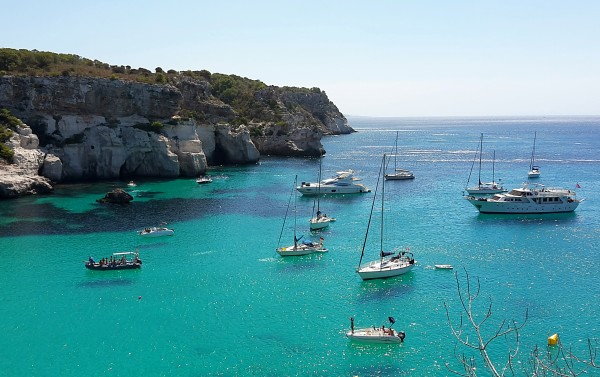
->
211, 142, 230, 165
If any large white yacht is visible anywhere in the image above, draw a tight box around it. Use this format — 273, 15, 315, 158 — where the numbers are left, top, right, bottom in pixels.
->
466, 184, 580, 214
297, 170, 371, 195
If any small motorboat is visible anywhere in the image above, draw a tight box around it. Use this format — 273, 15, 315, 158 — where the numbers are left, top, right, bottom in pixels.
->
85, 251, 142, 270
138, 226, 174, 237
127, 180, 137, 187
196, 176, 212, 184
346, 317, 405, 344
435, 264, 454, 270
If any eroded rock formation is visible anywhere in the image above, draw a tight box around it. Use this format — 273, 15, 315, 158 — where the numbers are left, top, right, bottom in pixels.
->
0, 74, 352, 198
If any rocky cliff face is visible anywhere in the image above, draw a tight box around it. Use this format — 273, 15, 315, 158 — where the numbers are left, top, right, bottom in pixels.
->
0, 74, 352, 197
0, 124, 53, 198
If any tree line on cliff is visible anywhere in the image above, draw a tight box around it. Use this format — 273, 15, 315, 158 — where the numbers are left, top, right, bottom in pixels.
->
0, 48, 333, 133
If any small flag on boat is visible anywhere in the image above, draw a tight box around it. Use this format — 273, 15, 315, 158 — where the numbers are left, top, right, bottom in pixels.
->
576, 183, 581, 188
388, 316, 396, 324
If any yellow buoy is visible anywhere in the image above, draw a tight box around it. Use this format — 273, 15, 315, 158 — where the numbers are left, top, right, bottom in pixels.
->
548, 333, 559, 346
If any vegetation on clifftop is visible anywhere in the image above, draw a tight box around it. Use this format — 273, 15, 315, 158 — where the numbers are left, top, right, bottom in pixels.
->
0, 108, 22, 162
0, 48, 332, 129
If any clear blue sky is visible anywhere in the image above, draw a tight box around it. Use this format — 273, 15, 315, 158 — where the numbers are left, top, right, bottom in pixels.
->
3, 1, 599, 117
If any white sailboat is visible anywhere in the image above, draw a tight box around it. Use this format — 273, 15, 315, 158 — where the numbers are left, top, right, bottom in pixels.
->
277, 176, 327, 256
384, 131, 414, 180
356, 154, 415, 280
528, 131, 541, 178
309, 156, 336, 230
465, 133, 505, 195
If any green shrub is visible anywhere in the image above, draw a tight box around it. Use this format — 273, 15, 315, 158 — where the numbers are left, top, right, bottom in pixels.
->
231, 116, 249, 126
155, 73, 167, 84
0, 108, 23, 130
249, 126, 263, 137
0, 143, 14, 162
0, 127, 13, 142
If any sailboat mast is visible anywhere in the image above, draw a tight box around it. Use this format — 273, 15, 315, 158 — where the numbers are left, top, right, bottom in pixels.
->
380, 154, 386, 262
293, 175, 297, 248
316, 155, 322, 212
492, 150, 496, 184
478, 133, 483, 187
394, 131, 398, 171
358, 154, 384, 269
530, 131, 537, 170
277, 177, 295, 248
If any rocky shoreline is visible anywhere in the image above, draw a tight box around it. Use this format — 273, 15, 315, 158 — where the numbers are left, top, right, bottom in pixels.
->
0, 75, 353, 199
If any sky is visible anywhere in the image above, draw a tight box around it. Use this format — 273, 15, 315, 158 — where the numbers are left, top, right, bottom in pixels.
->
3, 1, 599, 117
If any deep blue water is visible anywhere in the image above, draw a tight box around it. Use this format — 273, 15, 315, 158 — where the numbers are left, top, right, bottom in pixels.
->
1, 116, 599, 376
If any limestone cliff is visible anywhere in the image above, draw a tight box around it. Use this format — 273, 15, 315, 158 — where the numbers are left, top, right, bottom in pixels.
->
0, 123, 53, 198
0, 71, 351, 197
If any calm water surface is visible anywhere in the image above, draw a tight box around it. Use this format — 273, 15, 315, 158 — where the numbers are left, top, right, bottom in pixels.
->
1, 116, 599, 376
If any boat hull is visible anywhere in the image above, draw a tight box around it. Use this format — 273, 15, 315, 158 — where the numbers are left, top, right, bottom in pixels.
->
85, 262, 141, 270
346, 328, 404, 344
357, 258, 415, 280
276, 244, 328, 256
297, 184, 370, 195
384, 173, 414, 180
309, 217, 335, 230
139, 228, 174, 237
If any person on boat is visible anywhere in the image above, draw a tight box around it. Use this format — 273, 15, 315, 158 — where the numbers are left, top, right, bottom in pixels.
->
350, 317, 354, 334
88, 256, 95, 264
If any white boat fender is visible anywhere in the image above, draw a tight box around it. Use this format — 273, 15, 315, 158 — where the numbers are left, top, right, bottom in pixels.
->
397, 331, 406, 342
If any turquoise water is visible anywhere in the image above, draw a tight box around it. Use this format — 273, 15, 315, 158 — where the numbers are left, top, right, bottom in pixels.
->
1, 117, 599, 376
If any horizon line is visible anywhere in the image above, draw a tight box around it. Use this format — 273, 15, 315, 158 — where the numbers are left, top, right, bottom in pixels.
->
344, 114, 600, 119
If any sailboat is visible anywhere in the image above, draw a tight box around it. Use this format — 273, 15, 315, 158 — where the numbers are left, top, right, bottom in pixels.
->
356, 154, 415, 280
528, 131, 541, 178
309, 156, 336, 230
277, 176, 328, 256
384, 131, 414, 180
465, 133, 506, 195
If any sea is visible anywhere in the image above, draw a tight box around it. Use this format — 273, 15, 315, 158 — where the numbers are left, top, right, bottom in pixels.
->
1, 116, 599, 376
